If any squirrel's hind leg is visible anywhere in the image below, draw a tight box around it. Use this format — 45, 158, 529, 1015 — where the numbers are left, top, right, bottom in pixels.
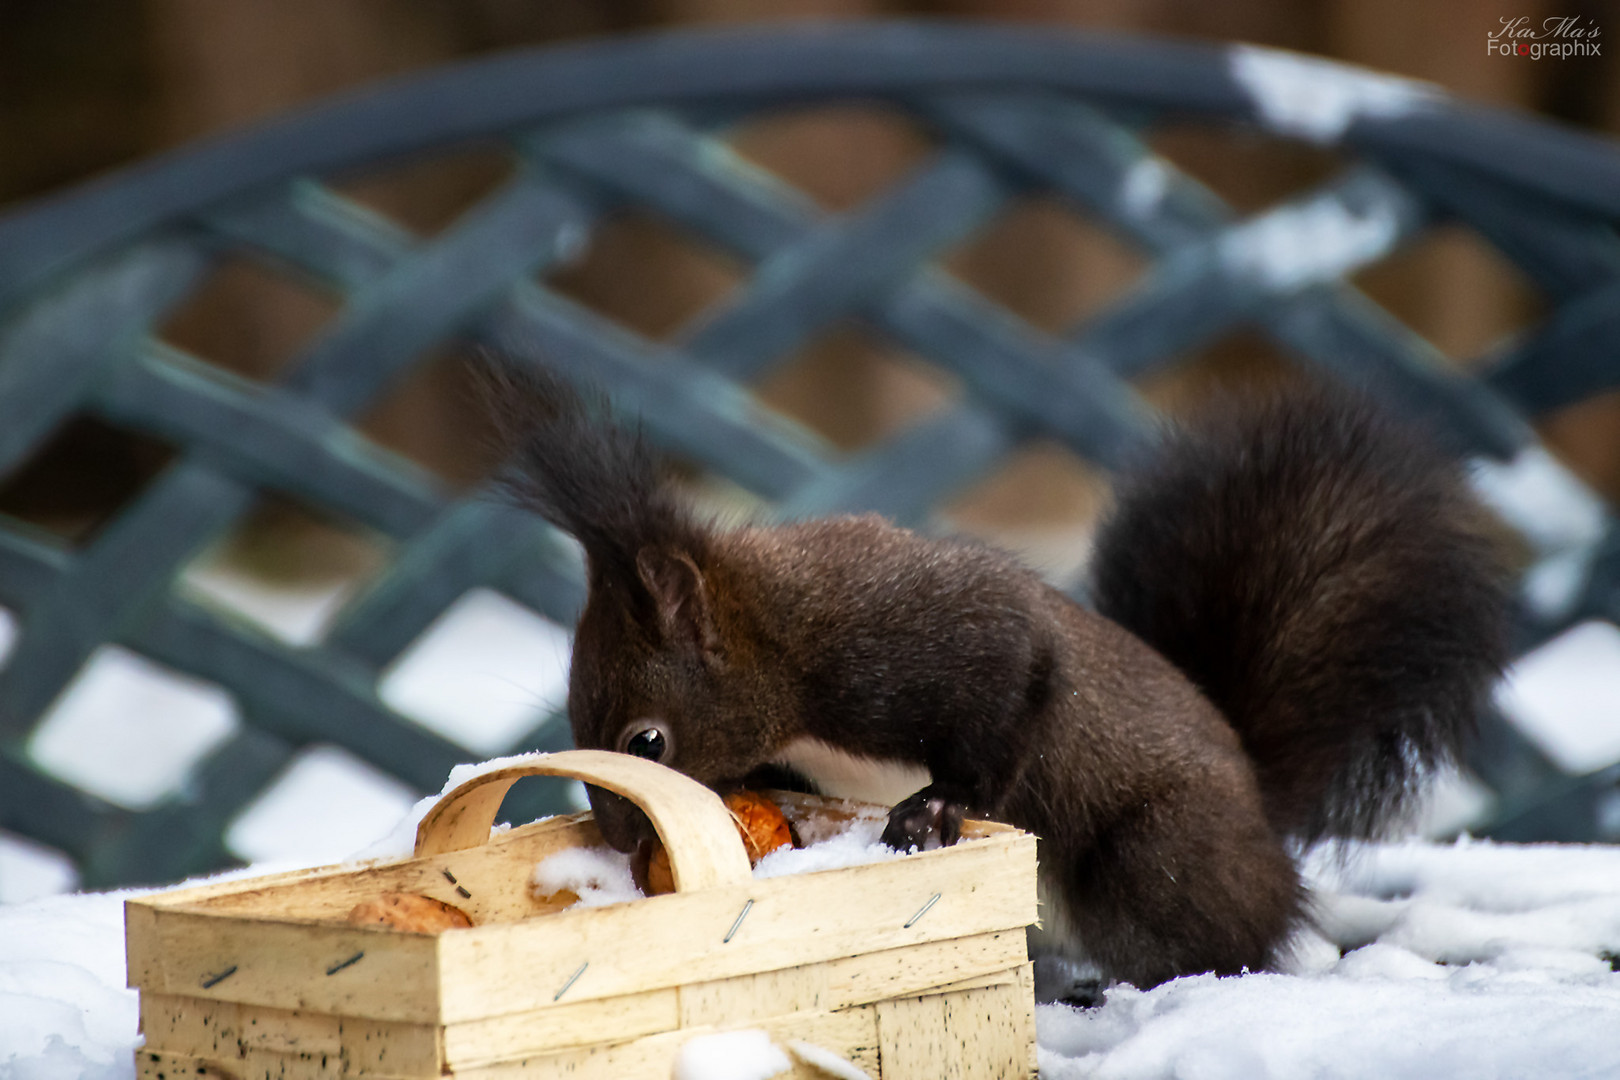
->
1028, 767, 1305, 990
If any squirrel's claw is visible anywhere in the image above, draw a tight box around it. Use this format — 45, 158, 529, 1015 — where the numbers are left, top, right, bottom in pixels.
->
882, 788, 965, 852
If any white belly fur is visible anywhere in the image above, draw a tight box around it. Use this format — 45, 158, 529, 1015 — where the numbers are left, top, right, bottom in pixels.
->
772, 737, 932, 807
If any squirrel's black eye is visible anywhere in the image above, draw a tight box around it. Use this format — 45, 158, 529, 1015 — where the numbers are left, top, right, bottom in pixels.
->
625, 727, 667, 762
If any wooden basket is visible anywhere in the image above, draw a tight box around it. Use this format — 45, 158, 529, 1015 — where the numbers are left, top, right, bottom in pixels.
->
127, 750, 1039, 1079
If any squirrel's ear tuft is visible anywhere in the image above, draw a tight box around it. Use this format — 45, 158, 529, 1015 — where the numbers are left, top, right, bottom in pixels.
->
635, 546, 721, 660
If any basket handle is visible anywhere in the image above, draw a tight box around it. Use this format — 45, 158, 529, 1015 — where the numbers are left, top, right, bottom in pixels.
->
413, 750, 753, 893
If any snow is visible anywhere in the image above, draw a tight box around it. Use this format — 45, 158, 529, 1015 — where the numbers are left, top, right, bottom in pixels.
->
0, 862, 301, 1080
1471, 447, 1610, 617
532, 845, 641, 908
224, 745, 419, 866
530, 802, 909, 910
1228, 44, 1440, 143
350, 749, 563, 862
669, 1030, 874, 1080
179, 559, 367, 646
672, 1029, 792, 1080
1414, 769, 1496, 838
1471, 447, 1609, 554
1119, 158, 1171, 219
0, 833, 79, 904
1037, 838, 1620, 1079
1495, 621, 1620, 774
378, 587, 571, 756
440, 749, 559, 793
1526, 549, 1601, 621
785, 1039, 874, 1080
25, 646, 239, 811
751, 813, 904, 879
0, 606, 18, 662
1218, 190, 1402, 292
1037, 966, 1620, 1080
0, 892, 136, 1080
7, 807, 1620, 1079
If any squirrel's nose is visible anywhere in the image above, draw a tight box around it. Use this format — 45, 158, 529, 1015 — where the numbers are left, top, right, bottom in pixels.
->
585, 785, 655, 852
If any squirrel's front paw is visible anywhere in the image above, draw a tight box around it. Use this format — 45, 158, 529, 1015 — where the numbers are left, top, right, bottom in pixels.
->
881, 789, 965, 852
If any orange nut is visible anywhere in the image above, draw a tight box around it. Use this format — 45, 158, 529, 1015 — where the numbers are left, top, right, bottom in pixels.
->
724, 790, 795, 864
346, 892, 473, 933
636, 790, 795, 896
644, 842, 675, 896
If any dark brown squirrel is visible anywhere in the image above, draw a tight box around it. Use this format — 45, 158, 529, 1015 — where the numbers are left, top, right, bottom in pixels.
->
484, 362, 1510, 997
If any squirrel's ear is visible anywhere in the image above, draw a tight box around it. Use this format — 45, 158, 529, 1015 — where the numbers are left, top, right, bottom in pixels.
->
635, 546, 721, 659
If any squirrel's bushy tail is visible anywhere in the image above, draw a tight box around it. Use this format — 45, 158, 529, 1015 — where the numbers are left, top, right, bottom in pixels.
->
1091, 383, 1510, 843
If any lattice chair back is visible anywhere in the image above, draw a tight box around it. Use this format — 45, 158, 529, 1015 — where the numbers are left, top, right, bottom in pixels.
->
1, 25, 1617, 890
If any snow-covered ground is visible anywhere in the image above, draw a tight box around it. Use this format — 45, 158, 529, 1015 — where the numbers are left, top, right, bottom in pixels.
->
1041, 840, 1620, 1079
4, 833, 1620, 1078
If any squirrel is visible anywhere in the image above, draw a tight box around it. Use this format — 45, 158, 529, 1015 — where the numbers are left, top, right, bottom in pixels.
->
483, 361, 1510, 997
